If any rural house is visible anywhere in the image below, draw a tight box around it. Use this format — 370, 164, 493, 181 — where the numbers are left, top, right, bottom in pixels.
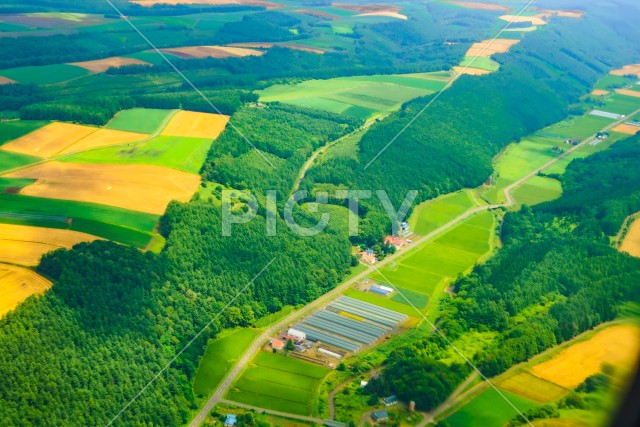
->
372, 410, 389, 422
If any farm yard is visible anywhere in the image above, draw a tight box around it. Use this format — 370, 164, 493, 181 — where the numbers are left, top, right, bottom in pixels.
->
0, 263, 52, 317
258, 73, 449, 120
227, 352, 328, 416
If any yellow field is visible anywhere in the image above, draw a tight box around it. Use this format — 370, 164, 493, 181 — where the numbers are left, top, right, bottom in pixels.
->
612, 123, 640, 135
615, 88, 640, 98
499, 14, 547, 26
6, 161, 200, 215
228, 42, 324, 54
57, 128, 148, 155
161, 110, 229, 139
160, 45, 264, 59
620, 217, 640, 257
591, 89, 609, 96
531, 324, 640, 389
0, 76, 16, 85
453, 66, 492, 76
442, 1, 511, 11
497, 371, 569, 403
355, 12, 408, 20
70, 56, 150, 73
610, 64, 640, 78
0, 224, 100, 266
0, 263, 52, 317
2, 122, 97, 158
465, 38, 520, 57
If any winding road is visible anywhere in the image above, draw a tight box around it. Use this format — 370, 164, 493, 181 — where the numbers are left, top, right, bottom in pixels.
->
189, 108, 640, 426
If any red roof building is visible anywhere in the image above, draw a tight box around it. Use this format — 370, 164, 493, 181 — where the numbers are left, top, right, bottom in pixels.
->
271, 339, 285, 350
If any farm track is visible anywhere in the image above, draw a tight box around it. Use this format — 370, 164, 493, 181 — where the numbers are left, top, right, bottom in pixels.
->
190, 108, 640, 426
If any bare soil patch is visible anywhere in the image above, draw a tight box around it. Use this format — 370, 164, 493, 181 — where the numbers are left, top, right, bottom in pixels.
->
70, 56, 151, 73
160, 45, 264, 59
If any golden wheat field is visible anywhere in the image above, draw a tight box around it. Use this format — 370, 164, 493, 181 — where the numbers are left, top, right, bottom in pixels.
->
610, 64, 640, 77
6, 161, 201, 215
160, 45, 264, 59
530, 324, 640, 389
620, 218, 640, 257
612, 123, 640, 135
69, 56, 151, 73
161, 110, 229, 139
0, 263, 52, 317
0, 76, 17, 85
615, 88, 640, 98
591, 89, 609, 96
2, 122, 97, 158
465, 39, 520, 57
497, 371, 569, 403
57, 128, 148, 155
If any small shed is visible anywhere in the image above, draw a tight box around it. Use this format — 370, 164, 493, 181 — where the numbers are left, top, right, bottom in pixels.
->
288, 328, 307, 341
372, 410, 389, 421
370, 284, 393, 296
383, 395, 398, 406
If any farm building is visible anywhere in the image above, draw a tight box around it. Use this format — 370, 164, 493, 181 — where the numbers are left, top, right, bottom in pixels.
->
372, 410, 389, 421
370, 284, 394, 296
224, 414, 237, 426
589, 109, 625, 120
384, 235, 406, 248
271, 339, 285, 351
319, 347, 343, 359
359, 249, 377, 264
596, 131, 609, 139
291, 297, 406, 353
383, 395, 399, 406
287, 328, 307, 341
564, 137, 581, 145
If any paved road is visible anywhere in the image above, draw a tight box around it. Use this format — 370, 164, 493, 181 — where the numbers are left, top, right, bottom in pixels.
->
189, 108, 640, 426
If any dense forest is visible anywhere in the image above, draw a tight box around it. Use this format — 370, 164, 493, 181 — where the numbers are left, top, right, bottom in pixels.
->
378, 134, 640, 407
0, 201, 352, 425
301, 2, 640, 245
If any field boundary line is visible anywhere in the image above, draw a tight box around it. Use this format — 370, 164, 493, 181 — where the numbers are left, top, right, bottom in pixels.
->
101, 0, 274, 168
363, 0, 537, 170
104, 257, 276, 427
367, 263, 535, 427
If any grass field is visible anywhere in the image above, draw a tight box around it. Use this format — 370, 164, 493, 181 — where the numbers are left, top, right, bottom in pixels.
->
458, 56, 500, 71
259, 74, 448, 120
0, 223, 100, 266
0, 150, 41, 174
512, 175, 562, 206
0, 263, 51, 318
0, 121, 50, 146
0, 193, 159, 248
0, 64, 90, 85
227, 351, 328, 415
530, 324, 640, 389
497, 371, 569, 403
408, 191, 476, 236
62, 135, 213, 174
106, 108, 176, 134
370, 210, 494, 308
193, 328, 259, 398
445, 388, 538, 427
603, 93, 640, 115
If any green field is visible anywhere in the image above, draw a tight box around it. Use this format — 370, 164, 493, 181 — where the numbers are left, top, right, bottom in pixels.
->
459, 56, 500, 72
0, 193, 158, 247
390, 286, 429, 308
445, 388, 538, 427
227, 351, 328, 415
512, 175, 562, 206
0, 177, 35, 193
193, 328, 259, 398
0, 120, 49, 145
343, 288, 420, 317
61, 135, 213, 174
370, 211, 494, 304
106, 108, 175, 134
258, 74, 447, 120
0, 64, 90, 85
0, 150, 41, 174
603, 93, 640, 115
408, 191, 476, 236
